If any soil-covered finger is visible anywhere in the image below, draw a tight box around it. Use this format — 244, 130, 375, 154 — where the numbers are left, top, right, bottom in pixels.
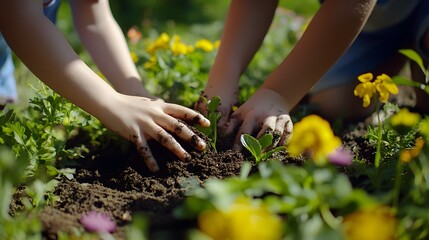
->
256, 116, 277, 139
163, 119, 207, 151
164, 104, 210, 127
232, 118, 257, 151
154, 127, 192, 162
131, 134, 159, 172
278, 118, 293, 146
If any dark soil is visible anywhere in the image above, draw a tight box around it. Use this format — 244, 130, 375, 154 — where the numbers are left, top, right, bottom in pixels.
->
11, 86, 417, 240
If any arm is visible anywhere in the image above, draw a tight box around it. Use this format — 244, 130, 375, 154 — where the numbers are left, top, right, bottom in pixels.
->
0, 0, 209, 171
196, 0, 278, 127
211, 0, 376, 149
69, 0, 153, 98
263, 0, 376, 108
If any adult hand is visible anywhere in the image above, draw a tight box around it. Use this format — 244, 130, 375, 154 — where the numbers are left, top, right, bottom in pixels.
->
102, 93, 210, 172
224, 88, 293, 151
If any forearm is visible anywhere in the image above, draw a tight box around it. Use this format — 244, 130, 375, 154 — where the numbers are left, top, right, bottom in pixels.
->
263, 0, 376, 108
208, 0, 278, 85
0, 1, 118, 122
71, 0, 146, 96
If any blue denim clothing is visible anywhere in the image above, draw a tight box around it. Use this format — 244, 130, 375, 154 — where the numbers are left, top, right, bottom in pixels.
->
0, 0, 61, 104
311, 0, 429, 94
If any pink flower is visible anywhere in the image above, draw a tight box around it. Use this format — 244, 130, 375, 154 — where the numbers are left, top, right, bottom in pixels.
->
80, 211, 117, 233
328, 147, 353, 166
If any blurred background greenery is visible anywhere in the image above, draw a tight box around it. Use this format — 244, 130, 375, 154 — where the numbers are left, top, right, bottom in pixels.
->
56, 0, 319, 51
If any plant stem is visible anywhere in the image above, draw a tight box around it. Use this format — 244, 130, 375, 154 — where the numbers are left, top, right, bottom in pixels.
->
374, 101, 382, 190
320, 204, 340, 228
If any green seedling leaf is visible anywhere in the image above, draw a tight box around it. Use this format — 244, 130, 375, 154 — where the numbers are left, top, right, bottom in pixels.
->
195, 96, 222, 152
399, 49, 425, 73
241, 134, 262, 162
258, 134, 273, 150
207, 96, 221, 113
261, 146, 287, 160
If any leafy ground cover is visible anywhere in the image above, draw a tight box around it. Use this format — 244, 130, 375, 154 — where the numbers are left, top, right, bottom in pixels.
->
2, 7, 429, 240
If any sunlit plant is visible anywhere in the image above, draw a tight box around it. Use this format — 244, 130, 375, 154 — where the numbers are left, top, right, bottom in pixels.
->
354, 72, 399, 188
240, 133, 286, 163
129, 31, 220, 107
195, 96, 221, 152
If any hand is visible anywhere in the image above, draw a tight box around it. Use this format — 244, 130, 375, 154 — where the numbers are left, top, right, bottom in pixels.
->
101, 93, 210, 172
224, 88, 293, 151
194, 85, 239, 132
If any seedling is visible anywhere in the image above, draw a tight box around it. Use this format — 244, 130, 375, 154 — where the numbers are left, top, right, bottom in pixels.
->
240, 133, 286, 163
195, 96, 221, 152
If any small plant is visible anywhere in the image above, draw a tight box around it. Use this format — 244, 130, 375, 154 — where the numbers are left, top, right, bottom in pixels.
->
195, 96, 221, 152
240, 133, 286, 163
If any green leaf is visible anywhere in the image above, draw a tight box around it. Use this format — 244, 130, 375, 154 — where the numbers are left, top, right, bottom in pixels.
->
399, 49, 425, 73
261, 146, 286, 161
392, 76, 423, 88
207, 96, 221, 113
240, 134, 262, 162
258, 134, 273, 150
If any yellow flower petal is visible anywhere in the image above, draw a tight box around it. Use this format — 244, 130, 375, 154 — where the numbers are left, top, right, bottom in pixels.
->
287, 115, 341, 164
357, 73, 373, 83
343, 206, 397, 240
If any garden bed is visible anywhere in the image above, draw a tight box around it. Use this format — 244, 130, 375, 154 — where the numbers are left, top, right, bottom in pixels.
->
5, 86, 413, 239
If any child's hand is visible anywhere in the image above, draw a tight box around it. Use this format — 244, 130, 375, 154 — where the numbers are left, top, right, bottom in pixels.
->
224, 88, 293, 151
101, 94, 210, 172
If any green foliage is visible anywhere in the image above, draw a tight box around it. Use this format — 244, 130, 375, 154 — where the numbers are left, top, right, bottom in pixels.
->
195, 96, 221, 152
110, 0, 230, 32
126, 213, 149, 240
240, 133, 286, 163
133, 38, 217, 107
0, 147, 42, 240
177, 161, 374, 238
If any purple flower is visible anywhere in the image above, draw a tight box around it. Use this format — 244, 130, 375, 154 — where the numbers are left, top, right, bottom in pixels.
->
80, 211, 117, 233
328, 147, 353, 166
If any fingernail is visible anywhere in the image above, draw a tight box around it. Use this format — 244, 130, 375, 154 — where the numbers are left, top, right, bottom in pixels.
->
198, 140, 207, 150
201, 117, 210, 127
183, 152, 192, 162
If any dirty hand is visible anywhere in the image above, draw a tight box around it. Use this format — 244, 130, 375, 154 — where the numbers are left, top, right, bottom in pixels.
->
194, 84, 239, 133
102, 93, 210, 172
224, 88, 293, 151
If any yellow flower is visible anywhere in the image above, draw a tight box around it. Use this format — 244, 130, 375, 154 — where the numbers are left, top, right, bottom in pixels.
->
374, 74, 399, 103
287, 115, 341, 164
343, 206, 397, 240
354, 73, 376, 107
195, 39, 214, 52
214, 40, 221, 49
143, 56, 157, 69
354, 73, 399, 107
390, 108, 421, 127
130, 51, 138, 63
171, 41, 189, 55
400, 137, 425, 163
170, 35, 193, 55
198, 198, 283, 240
146, 32, 170, 55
